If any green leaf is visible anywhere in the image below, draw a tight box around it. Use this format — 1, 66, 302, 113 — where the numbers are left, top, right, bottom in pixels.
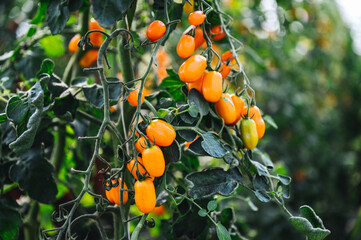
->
188, 88, 209, 116
289, 217, 331, 240
198, 209, 207, 217
201, 132, 228, 158
263, 115, 278, 129
277, 174, 292, 185
39, 35, 65, 57
0, 113, 8, 123
217, 208, 235, 229
252, 148, 274, 170
82, 82, 121, 108
9, 148, 58, 203
160, 140, 181, 163
178, 128, 197, 142
91, 0, 134, 27
216, 222, 231, 240
47, 0, 70, 35
159, 70, 186, 102
53, 91, 79, 121
188, 136, 207, 156
48, 74, 68, 97
31, 0, 49, 24
254, 190, 271, 202
36, 59, 54, 78
185, 167, 243, 199
299, 205, 327, 229
207, 200, 217, 211
0, 198, 21, 240
6, 81, 44, 154
16, 50, 44, 79
188, 102, 198, 117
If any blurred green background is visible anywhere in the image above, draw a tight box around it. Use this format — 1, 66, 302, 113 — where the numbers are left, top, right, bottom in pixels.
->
1, 0, 361, 239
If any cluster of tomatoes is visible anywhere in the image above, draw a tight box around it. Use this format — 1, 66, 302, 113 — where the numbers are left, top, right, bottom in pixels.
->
68, 18, 104, 67
106, 119, 176, 214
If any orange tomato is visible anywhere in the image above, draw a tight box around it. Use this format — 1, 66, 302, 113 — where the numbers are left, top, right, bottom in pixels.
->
220, 63, 231, 78
202, 71, 223, 102
68, 34, 81, 53
147, 20, 166, 42
210, 25, 226, 41
242, 106, 265, 139
127, 89, 144, 106
242, 106, 262, 119
194, 26, 205, 49
187, 74, 204, 93
134, 179, 156, 214
146, 119, 176, 147
142, 145, 165, 177
135, 135, 148, 153
109, 106, 117, 113
230, 94, 245, 124
79, 49, 98, 67
178, 54, 207, 83
188, 11, 206, 26
221, 51, 234, 62
89, 18, 104, 46
127, 157, 147, 180
177, 35, 195, 58
254, 116, 265, 139
105, 178, 128, 205
153, 205, 166, 216
215, 93, 237, 125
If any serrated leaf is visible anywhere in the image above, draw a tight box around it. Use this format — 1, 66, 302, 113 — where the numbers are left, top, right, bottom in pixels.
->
188, 88, 209, 116
207, 200, 217, 211
198, 209, 207, 217
91, 0, 134, 27
201, 132, 228, 158
47, 0, 70, 35
9, 148, 58, 203
185, 167, 243, 198
0, 198, 21, 240
216, 222, 231, 240
39, 35, 65, 57
263, 115, 278, 129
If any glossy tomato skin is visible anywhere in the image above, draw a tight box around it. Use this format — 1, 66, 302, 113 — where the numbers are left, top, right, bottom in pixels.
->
178, 54, 207, 83
243, 106, 265, 139
240, 118, 258, 150
220, 63, 231, 78
142, 145, 165, 177
254, 117, 266, 139
135, 135, 147, 153
242, 106, 262, 119
89, 18, 104, 46
68, 34, 81, 53
127, 157, 146, 180
146, 119, 176, 147
177, 35, 195, 58
105, 178, 128, 205
153, 205, 166, 216
194, 27, 205, 49
221, 51, 233, 62
230, 94, 245, 124
211, 25, 226, 41
187, 74, 204, 93
215, 93, 237, 125
134, 179, 157, 214
147, 20, 166, 42
79, 50, 98, 67
188, 11, 206, 26
127, 89, 144, 106
202, 71, 223, 102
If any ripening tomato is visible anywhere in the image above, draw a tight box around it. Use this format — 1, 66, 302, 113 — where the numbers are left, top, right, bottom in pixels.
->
194, 26, 205, 49
68, 34, 81, 53
211, 25, 226, 41
134, 179, 157, 214
127, 89, 144, 106
127, 157, 147, 180
202, 71, 223, 102
147, 20, 166, 42
242, 106, 265, 139
188, 11, 206, 26
142, 145, 165, 177
187, 74, 204, 93
146, 119, 176, 147
215, 93, 237, 124
135, 135, 148, 153
242, 106, 262, 119
79, 49, 98, 67
89, 18, 104, 46
221, 51, 234, 62
220, 63, 231, 78
153, 205, 166, 216
230, 94, 245, 124
177, 35, 195, 58
178, 54, 207, 83
105, 178, 128, 205
254, 116, 265, 139
240, 118, 258, 150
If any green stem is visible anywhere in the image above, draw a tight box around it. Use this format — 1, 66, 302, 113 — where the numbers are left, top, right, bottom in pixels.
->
113, 211, 121, 239
130, 214, 148, 240
144, 99, 158, 116
51, 125, 66, 174
24, 201, 40, 240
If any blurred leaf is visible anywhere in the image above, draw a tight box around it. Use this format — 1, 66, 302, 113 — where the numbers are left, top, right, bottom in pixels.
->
201, 132, 228, 158
48, 74, 68, 97
277, 174, 292, 185
188, 136, 207, 156
217, 208, 234, 229
0, 113, 8, 123
289, 216, 330, 240
91, 0, 134, 27
9, 148, 58, 203
160, 140, 181, 164
299, 205, 327, 229
178, 128, 197, 142
53, 91, 79, 121
82, 82, 121, 108
36, 59, 54, 78
39, 35, 65, 57
207, 200, 217, 211
185, 167, 243, 198
263, 115, 278, 129
198, 209, 207, 217
216, 222, 231, 240
68, 0, 83, 12
16, 50, 44, 79
0, 198, 21, 240
47, 0, 70, 35
31, 0, 49, 24
188, 88, 209, 116
252, 148, 274, 170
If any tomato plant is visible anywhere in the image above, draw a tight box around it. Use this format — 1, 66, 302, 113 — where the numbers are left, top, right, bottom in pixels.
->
0, 0, 334, 239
